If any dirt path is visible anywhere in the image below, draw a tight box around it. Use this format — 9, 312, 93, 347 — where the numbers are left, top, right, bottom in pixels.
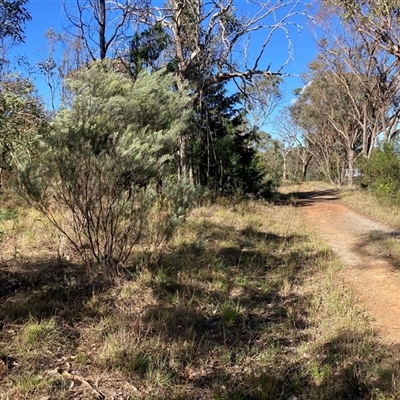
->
297, 189, 400, 345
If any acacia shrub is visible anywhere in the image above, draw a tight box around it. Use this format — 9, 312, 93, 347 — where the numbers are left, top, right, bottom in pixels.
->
18, 62, 196, 273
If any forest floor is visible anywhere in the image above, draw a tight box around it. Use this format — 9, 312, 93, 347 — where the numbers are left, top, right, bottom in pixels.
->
294, 186, 400, 345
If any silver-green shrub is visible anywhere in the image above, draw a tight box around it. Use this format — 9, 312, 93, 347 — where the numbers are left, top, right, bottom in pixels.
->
18, 61, 196, 272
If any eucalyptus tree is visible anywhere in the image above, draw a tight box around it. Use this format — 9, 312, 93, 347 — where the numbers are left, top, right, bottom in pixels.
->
243, 75, 283, 131
312, 43, 376, 184
315, 3, 400, 152
323, 0, 400, 62
63, 0, 150, 61
0, 1, 47, 188
291, 10, 400, 186
332, 40, 400, 151
157, 0, 302, 88
0, 0, 31, 69
156, 0, 304, 179
0, 0, 30, 42
290, 92, 342, 184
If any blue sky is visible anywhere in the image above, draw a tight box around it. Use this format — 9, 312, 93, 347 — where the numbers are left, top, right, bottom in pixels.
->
8, 0, 320, 134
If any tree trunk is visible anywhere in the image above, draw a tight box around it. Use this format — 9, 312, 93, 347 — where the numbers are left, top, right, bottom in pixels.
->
281, 149, 290, 181
347, 147, 355, 187
178, 135, 186, 181
301, 160, 308, 182
282, 156, 287, 181
98, 0, 106, 60
300, 150, 311, 182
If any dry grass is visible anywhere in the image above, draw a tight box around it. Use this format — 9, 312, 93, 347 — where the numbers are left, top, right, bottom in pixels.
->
340, 186, 400, 228
0, 192, 399, 399
340, 187, 400, 271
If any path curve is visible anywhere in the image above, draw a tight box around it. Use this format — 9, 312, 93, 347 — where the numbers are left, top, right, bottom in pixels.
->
297, 189, 400, 345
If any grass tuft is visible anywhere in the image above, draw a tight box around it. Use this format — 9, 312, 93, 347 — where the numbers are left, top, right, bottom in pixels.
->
18, 317, 60, 351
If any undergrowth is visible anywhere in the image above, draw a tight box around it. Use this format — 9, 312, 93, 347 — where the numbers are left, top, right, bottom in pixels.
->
0, 192, 399, 399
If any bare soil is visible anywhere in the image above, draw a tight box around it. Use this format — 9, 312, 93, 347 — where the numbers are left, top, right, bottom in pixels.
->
296, 189, 400, 345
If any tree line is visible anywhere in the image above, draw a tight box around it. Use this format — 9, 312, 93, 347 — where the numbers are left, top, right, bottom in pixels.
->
279, 1, 400, 190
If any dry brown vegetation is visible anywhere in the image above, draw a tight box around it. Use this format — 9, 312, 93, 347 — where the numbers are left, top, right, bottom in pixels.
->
0, 188, 399, 399
340, 186, 400, 228
340, 186, 400, 272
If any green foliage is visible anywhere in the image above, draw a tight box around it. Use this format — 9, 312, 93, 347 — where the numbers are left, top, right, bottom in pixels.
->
0, 207, 17, 221
330, 0, 400, 21
18, 61, 197, 271
19, 317, 58, 349
129, 22, 171, 78
220, 301, 242, 325
221, 125, 266, 197
256, 135, 283, 193
0, 0, 31, 44
360, 143, 400, 203
0, 75, 47, 184
191, 84, 268, 198
0, 207, 17, 244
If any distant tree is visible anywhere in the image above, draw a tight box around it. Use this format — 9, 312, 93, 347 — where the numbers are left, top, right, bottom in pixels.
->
274, 107, 313, 182
18, 62, 196, 272
314, 3, 400, 151
243, 75, 284, 131
290, 62, 360, 185
329, 35, 400, 152
36, 29, 92, 112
